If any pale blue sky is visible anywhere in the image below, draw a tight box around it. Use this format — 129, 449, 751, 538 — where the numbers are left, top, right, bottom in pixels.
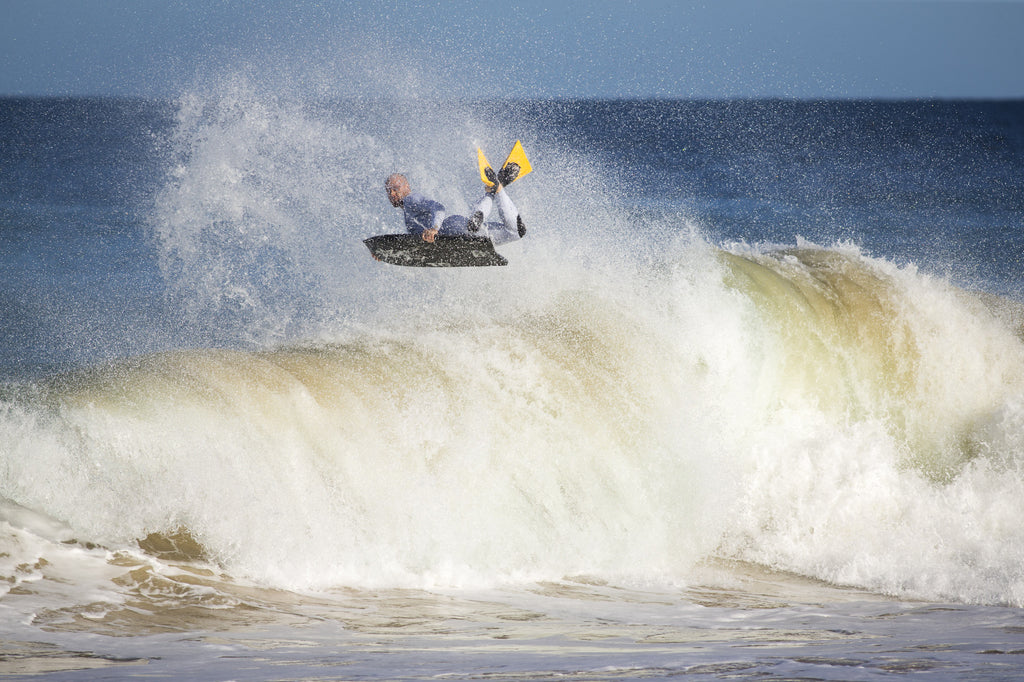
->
2, 0, 1023, 98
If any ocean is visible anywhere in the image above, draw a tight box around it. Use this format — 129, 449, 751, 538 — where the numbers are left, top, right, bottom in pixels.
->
2, 84, 1024, 680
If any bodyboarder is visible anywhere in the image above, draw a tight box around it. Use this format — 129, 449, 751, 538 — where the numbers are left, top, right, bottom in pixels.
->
384, 162, 526, 246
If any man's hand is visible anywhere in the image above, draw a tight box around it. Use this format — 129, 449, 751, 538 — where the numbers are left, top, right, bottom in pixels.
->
422, 228, 439, 243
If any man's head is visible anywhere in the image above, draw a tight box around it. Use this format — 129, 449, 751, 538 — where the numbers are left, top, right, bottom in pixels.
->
385, 173, 411, 207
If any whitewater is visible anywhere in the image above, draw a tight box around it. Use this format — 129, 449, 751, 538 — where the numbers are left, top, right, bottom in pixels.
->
2, 81, 1024, 678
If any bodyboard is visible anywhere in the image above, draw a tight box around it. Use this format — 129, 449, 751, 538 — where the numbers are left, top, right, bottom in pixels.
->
364, 233, 508, 267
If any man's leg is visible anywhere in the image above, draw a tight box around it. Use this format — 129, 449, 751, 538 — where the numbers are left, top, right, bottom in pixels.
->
466, 194, 492, 233
467, 191, 525, 245
493, 189, 525, 238
439, 214, 470, 236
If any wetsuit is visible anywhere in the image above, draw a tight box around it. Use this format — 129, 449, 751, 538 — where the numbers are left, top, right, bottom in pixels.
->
403, 191, 523, 246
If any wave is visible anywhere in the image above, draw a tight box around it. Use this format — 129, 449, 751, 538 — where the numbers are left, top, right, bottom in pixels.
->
3, 236, 1024, 605
3, 77, 1024, 606
715, 244, 1024, 605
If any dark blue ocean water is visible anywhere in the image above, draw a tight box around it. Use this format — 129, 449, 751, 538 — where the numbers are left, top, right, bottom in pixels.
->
0, 99, 173, 374
523, 99, 1024, 283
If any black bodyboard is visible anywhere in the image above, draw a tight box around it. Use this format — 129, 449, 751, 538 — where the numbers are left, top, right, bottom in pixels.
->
364, 233, 508, 267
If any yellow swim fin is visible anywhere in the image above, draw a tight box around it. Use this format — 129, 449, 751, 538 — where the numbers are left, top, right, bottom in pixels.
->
500, 140, 532, 184
477, 147, 498, 191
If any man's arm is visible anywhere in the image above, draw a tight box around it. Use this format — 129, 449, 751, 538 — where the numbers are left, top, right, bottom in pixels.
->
420, 197, 445, 243
404, 193, 445, 242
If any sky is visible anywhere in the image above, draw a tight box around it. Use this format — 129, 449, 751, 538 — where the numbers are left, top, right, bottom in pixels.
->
2, 0, 1023, 99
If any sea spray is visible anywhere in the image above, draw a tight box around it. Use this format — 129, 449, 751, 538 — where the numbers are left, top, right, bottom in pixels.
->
147, 78, 639, 350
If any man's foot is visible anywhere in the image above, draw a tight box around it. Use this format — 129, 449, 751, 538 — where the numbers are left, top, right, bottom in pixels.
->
517, 215, 526, 238
468, 210, 484, 233
498, 162, 520, 187
483, 167, 499, 194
